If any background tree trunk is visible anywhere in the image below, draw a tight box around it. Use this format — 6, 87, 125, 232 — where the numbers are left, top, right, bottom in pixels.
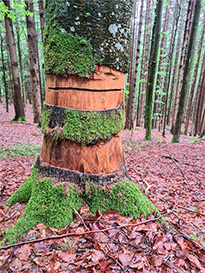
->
184, 14, 205, 135
125, 0, 144, 130
171, 0, 194, 134
3, 0, 26, 121
144, 0, 163, 140
172, 0, 201, 143
25, 0, 42, 123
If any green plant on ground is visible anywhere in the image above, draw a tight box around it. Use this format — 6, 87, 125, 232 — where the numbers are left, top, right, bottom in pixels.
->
0, 142, 41, 159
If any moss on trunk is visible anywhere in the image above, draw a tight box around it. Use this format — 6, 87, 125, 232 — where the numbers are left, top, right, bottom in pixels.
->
41, 104, 125, 144
3, 166, 159, 245
43, 23, 96, 77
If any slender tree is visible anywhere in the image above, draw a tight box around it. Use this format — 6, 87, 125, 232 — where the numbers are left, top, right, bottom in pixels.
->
0, 36, 9, 112
3, 0, 26, 121
152, 1, 169, 129
144, 0, 163, 140
172, 0, 201, 143
125, 0, 144, 130
184, 14, 205, 135
137, 0, 152, 127
171, 0, 194, 133
38, 0, 44, 42
25, 0, 42, 123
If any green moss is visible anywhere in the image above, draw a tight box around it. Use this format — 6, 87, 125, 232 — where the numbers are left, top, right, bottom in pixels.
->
40, 108, 52, 133
3, 168, 82, 244
82, 180, 158, 219
10, 116, 27, 122
171, 138, 180, 143
6, 176, 33, 205
42, 105, 125, 144
43, 23, 96, 77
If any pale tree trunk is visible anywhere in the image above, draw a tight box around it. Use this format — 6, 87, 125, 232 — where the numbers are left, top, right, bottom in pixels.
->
152, 2, 169, 129
25, 0, 42, 123
171, 0, 194, 134
38, 0, 44, 43
125, 0, 144, 130
167, 18, 183, 125
138, 0, 152, 127
15, 17, 26, 106
0, 36, 9, 112
145, 0, 163, 140
190, 53, 205, 135
199, 108, 205, 137
194, 64, 205, 136
184, 14, 205, 135
162, 1, 181, 137
3, 0, 26, 121
172, 0, 201, 143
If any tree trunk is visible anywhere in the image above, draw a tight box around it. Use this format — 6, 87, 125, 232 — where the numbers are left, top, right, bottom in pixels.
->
162, 1, 181, 137
38, 0, 44, 43
4, 0, 157, 245
0, 36, 9, 112
3, 0, 26, 121
171, 0, 194, 134
25, 0, 42, 123
152, 2, 169, 129
194, 64, 205, 136
125, 0, 144, 130
144, 0, 163, 140
167, 17, 183, 126
137, 0, 152, 127
172, 0, 201, 143
184, 14, 205, 135
15, 17, 25, 107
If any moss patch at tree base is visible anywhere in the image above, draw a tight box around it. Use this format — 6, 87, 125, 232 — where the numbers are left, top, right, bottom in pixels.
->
3, 168, 159, 245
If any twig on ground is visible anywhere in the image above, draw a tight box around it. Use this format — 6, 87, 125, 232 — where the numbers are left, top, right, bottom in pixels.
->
130, 167, 153, 192
191, 222, 203, 231
183, 162, 205, 170
73, 208, 89, 231
178, 205, 205, 217
162, 156, 189, 184
0, 214, 165, 251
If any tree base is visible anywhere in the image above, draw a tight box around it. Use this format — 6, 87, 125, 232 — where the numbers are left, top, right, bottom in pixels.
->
3, 165, 158, 245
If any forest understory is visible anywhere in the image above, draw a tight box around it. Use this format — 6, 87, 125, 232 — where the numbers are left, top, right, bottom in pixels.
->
0, 101, 204, 272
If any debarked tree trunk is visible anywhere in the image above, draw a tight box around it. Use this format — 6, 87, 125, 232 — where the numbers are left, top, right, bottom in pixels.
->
4, 0, 159, 245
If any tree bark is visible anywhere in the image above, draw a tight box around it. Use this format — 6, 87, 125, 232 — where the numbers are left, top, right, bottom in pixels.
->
38, 0, 44, 43
172, 0, 201, 143
171, 0, 194, 134
184, 14, 205, 135
144, 0, 163, 140
162, 1, 181, 137
137, 0, 152, 127
0, 36, 9, 112
3, 0, 26, 121
25, 0, 42, 123
152, 2, 169, 129
125, 0, 144, 130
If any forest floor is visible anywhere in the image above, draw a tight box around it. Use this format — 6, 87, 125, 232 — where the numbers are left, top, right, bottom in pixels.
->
0, 100, 205, 272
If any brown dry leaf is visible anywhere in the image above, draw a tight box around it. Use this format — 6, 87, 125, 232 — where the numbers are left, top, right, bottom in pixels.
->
174, 236, 192, 251
186, 253, 203, 269
118, 251, 132, 266
0, 252, 12, 267
15, 245, 31, 261
99, 260, 110, 271
33, 242, 50, 255
149, 255, 164, 267
129, 260, 144, 269
91, 249, 105, 263
58, 252, 76, 264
